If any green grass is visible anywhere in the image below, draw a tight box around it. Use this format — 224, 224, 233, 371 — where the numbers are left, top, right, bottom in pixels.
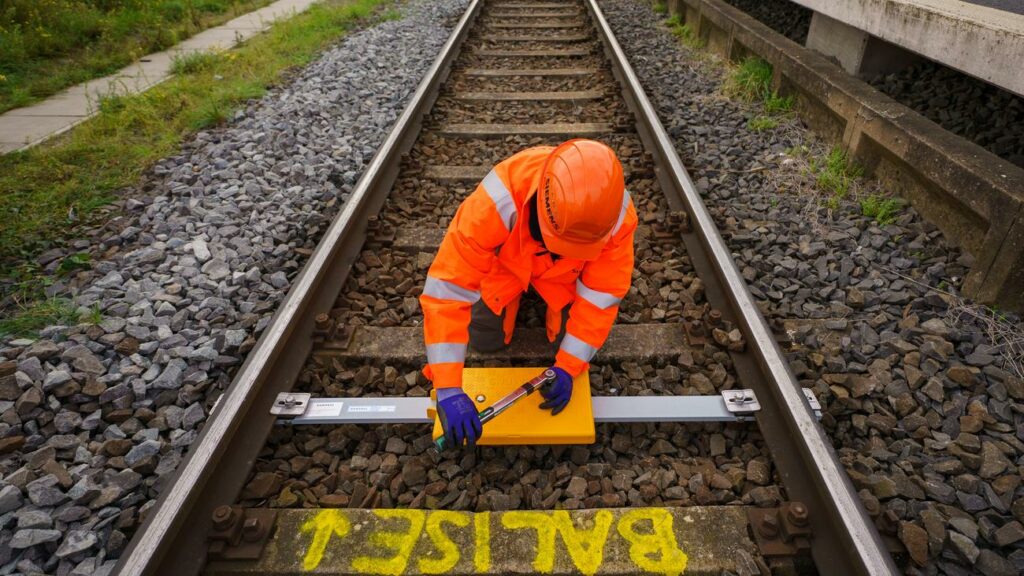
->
860, 194, 902, 226
170, 50, 227, 75
653, 2, 668, 14
811, 148, 863, 209
664, 16, 704, 50
763, 92, 794, 115
0, 0, 277, 113
747, 115, 778, 131
82, 304, 103, 325
0, 0, 394, 337
725, 57, 793, 131
0, 297, 79, 337
725, 57, 773, 102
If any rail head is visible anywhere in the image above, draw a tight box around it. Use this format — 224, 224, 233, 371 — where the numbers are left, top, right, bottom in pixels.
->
583, 0, 899, 573
112, 1, 484, 574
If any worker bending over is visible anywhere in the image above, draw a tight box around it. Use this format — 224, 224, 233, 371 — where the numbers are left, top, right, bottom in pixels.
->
419, 139, 638, 448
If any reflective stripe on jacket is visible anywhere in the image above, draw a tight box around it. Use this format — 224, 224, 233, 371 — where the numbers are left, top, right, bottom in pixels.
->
420, 146, 638, 388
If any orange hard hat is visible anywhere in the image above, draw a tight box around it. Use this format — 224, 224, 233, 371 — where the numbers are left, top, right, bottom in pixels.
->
536, 139, 625, 260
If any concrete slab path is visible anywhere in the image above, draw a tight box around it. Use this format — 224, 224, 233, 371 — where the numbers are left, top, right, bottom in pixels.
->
0, 0, 319, 155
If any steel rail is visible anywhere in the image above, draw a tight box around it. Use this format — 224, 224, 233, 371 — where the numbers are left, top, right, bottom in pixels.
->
583, 0, 899, 573
112, 1, 484, 573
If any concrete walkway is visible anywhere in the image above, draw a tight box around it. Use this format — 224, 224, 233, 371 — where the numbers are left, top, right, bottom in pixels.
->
0, 0, 319, 155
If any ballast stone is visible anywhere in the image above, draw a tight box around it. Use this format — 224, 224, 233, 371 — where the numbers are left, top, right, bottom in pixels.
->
10, 529, 62, 549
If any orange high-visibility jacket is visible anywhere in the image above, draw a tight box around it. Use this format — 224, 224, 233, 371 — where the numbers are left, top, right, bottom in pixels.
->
420, 146, 638, 389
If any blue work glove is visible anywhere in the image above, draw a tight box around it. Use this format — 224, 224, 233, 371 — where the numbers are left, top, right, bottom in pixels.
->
539, 367, 573, 416
436, 388, 482, 448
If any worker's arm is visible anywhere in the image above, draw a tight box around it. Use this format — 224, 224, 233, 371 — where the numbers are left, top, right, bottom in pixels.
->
555, 191, 638, 377
420, 170, 516, 390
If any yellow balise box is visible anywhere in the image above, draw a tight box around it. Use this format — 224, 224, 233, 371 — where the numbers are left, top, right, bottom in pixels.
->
430, 367, 595, 445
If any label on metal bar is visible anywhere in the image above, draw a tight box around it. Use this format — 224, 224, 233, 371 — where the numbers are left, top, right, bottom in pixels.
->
347, 405, 396, 413
307, 401, 345, 417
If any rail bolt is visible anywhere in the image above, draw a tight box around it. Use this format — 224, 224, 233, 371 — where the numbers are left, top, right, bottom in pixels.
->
758, 514, 780, 538
787, 503, 809, 527
212, 505, 239, 531
242, 517, 263, 542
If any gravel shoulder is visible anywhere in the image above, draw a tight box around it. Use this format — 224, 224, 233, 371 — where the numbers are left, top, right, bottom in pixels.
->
0, 1, 468, 574
601, 0, 1024, 574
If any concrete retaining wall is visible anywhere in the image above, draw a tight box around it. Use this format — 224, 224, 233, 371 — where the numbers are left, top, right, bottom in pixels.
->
663, 0, 1024, 311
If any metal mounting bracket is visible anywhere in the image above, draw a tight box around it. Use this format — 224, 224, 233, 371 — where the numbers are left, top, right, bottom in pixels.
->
722, 389, 761, 416
270, 392, 311, 417
802, 388, 821, 412
747, 502, 813, 558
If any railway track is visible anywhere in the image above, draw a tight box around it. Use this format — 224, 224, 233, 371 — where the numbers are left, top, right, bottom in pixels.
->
114, 0, 901, 574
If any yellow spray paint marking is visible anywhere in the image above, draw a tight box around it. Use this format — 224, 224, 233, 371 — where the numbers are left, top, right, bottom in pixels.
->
300, 509, 352, 571
352, 509, 426, 575
500, 510, 614, 575
474, 512, 491, 572
554, 510, 614, 576
418, 511, 469, 574
297, 508, 690, 575
616, 509, 688, 576
501, 511, 558, 572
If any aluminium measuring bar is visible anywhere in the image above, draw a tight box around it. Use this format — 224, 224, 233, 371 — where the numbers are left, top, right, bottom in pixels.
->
271, 389, 823, 425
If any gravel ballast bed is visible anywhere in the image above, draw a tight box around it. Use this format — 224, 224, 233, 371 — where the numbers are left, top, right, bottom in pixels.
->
869, 62, 1024, 168
601, 1, 1023, 574
722, 0, 811, 44
0, 0, 469, 574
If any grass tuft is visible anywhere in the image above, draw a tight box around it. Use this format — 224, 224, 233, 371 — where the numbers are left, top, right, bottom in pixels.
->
747, 115, 778, 131
56, 253, 92, 275
653, 2, 668, 14
725, 57, 793, 131
171, 50, 227, 75
811, 148, 863, 209
82, 304, 103, 326
860, 194, 902, 226
665, 16, 704, 50
0, 297, 78, 337
725, 57, 774, 102
0, 0, 395, 337
764, 92, 794, 115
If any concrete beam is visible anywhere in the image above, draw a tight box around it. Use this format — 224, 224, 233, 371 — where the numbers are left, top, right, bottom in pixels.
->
439, 123, 613, 137
805, 12, 921, 78
206, 507, 760, 575
791, 0, 1024, 96
423, 165, 491, 182
315, 324, 692, 364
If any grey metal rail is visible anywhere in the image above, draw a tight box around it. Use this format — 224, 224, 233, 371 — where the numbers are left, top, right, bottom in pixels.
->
111, 1, 484, 574
583, 0, 899, 573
